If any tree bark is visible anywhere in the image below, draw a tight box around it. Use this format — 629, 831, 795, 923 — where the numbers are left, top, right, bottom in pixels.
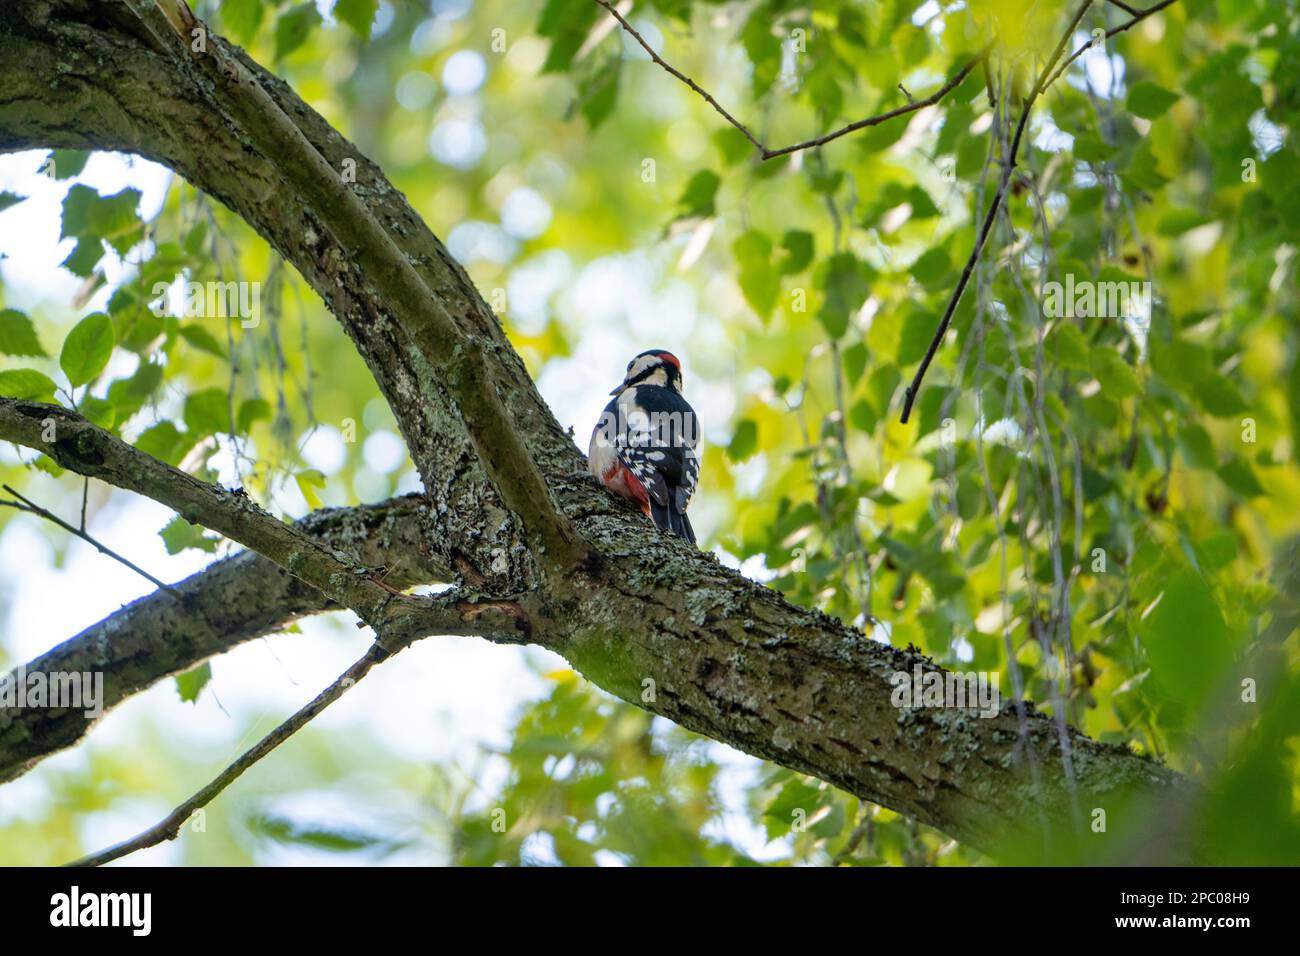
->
0, 0, 1193, 860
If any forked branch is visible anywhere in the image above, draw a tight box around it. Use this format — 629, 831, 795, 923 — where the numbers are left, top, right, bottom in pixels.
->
592, 0, 986, 161
899, 0, 1180, 423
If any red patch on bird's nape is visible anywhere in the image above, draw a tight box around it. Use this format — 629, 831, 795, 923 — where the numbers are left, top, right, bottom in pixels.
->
655, 351, 681, 371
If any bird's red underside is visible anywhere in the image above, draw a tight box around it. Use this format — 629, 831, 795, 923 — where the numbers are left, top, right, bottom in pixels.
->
601, 460, 651, 515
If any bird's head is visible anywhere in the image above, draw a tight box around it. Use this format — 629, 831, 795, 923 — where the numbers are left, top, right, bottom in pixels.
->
610, 349, 683, 395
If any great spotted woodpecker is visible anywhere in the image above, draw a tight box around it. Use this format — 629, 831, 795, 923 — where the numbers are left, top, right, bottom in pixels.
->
589, 349, 700, 544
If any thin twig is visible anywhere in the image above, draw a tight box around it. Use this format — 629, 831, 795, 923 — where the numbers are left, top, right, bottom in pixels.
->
899, 0, 1098, 424
1, 483, 178, 597
1045, 0, 1180, 91
899, 0, 1180, 423
591, 0, 986, 161
68, 643, 390, 866
1104, 0, 1141, 15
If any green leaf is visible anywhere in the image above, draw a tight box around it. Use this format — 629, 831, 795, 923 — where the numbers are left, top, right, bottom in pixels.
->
222, 0, 263, 43
898, 309, 935, 365
910, 247, 951, 291
79, 396, 115, 429
249, 815, 390, 852
713, 127, 752, 166
333, 0, 378, 38
733, 231, 778, 321
60, 312, 115, 388
0, 369, 58, 402
179, 323, 227, 358
1089, 347, 1140, 399
135, 421, 195, 467
0, 310, 46, 357
0, 192, 24, 214
819, 253, 871, 339
275, 3, 322, 60
762, 778, 822, 840
1051, 322, 1089, 370
580, 58, 621, 130
1127, 82, 1180, 119
296, 468, 327, 508
61, 185, 142, 254
1157, 208, 1212, 237
537, 0, 600, 74
777, 230, 813, 275
106, 361, 163, 421
61, 238, 104, 278
1196, 372, 1248, 417
47, 149, 90, 180
237, 397, 273, 433
727, 419, 759, 462
842, 342, 868, 386
161, 515, 221, 555
183, 220, 209, 256
184, 387, 231, 438
1177, 423, 1216, 470
175, 662, 212, 704
1217, 456, 1265, 498
677, 170, 720, 219
1074, 133, 1117, 164
1141, 569, 1232, 707
1119, 140, 1168, 193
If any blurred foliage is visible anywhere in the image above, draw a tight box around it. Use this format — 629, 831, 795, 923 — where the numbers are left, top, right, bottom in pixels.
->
2, 0, 1299, 864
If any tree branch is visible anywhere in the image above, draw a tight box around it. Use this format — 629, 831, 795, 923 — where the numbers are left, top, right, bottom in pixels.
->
0, 483, 178, 596
70, 640, 393, 866
0, 398, 526, 648
899, 0, 1099, 424
130, 0, 590, 573
0, 0, 1197, 859
1045, 0, 1181, 91
0, 495, 450, 784
592, 0, 986, 161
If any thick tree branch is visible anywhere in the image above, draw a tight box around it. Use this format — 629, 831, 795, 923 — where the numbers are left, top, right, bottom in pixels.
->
0, 495, 451, 784
130, 0, 590, 572
0, 398, 527, 648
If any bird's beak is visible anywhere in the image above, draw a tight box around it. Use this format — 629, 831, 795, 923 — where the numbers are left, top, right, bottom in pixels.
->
609, 382, 627, 396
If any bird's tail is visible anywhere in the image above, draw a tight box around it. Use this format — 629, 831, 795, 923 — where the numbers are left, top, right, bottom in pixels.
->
649, 500, 696, 545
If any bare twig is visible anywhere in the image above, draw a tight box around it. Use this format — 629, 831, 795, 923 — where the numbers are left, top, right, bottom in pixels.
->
1, 483, 178, 597
592, 0, 985, 161
69, 643, 390, 866
899, 0, 1097, 424
1045, 0, 1181, 91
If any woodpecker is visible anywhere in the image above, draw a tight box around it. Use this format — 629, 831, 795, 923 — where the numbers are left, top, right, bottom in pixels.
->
589, 349, 700, 544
